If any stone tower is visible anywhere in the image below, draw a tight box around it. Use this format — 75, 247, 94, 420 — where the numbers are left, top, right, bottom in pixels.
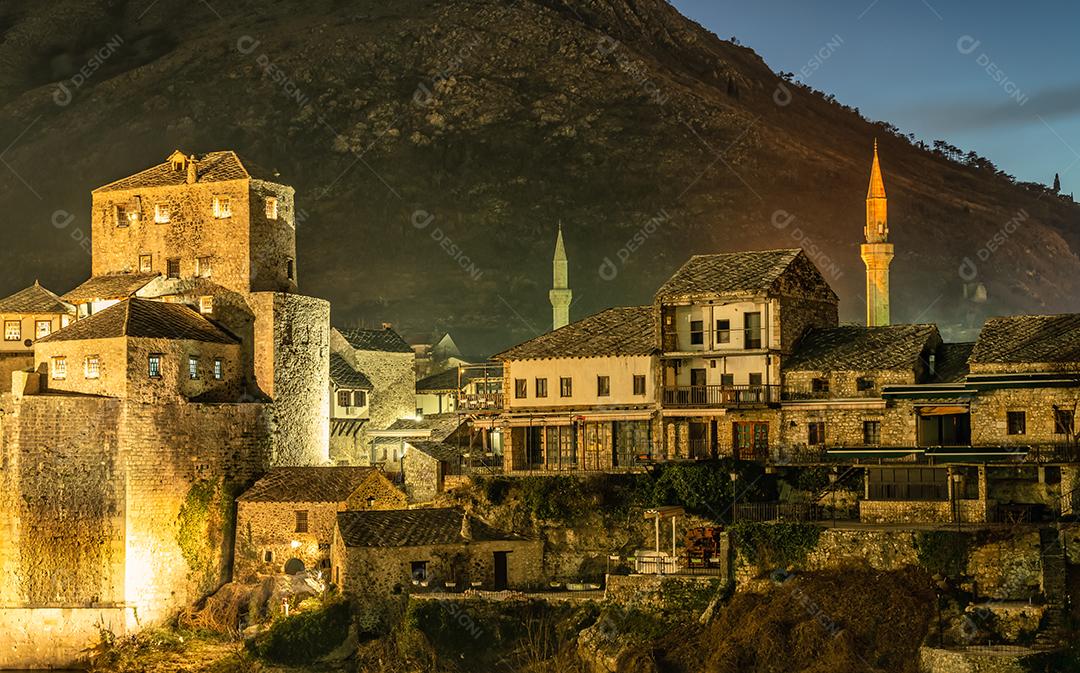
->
861, 140, 894, 326
549, 222, 572, 330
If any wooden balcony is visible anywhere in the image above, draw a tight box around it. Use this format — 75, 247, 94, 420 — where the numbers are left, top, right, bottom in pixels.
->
662, 384, 780, 409
458, 392, 504, 413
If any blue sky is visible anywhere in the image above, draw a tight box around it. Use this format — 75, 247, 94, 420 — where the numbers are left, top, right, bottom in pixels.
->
670, 0, 1080, 195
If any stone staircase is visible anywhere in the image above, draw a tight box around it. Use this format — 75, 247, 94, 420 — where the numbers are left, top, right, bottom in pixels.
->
1034, 526, 1069, 649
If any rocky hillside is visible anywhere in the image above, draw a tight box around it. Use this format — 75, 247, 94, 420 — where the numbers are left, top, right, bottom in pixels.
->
1, 0, 1078, 352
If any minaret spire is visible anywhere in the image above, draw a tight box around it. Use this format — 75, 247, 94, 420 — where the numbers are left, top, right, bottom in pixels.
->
861, 140, 894, 326
549, 221, 572, 331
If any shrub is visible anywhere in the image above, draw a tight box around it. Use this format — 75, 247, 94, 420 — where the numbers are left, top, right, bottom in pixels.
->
247, 599, 351, 664
914, 531, 970, 578
732, 522, 822, 572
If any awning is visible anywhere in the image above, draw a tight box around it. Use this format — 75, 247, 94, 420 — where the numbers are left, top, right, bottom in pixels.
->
916, 405, 970, 416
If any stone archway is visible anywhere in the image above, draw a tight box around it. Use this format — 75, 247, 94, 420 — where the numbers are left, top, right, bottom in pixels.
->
283, 558, 305, 575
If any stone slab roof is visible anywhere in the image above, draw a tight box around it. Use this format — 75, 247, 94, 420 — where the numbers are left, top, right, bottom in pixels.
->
407, 440, 467, 462
93, 150, 278, 193
330, 353, 373, 389
238, 467, 380, 503
932, 342, 974, 383
416, 364, 502, 393
383, 414, 464, 441
338, 326, 413, 353
336, 507, 522, 547
970, 314, 1080, 366
783, 324, 939, 372
0, 282, 73, 315
657, 248, 836, 301
62, 273, 161, 303
39, 298, 238, 344
495, 306, 656, 361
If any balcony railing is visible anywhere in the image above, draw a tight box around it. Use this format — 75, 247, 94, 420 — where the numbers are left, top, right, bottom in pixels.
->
780, 387, 881, 401
662, 384, 781, 408
458, 392, 504, 412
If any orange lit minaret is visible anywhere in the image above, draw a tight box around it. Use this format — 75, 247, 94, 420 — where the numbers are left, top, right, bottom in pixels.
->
861, 140, 893, 326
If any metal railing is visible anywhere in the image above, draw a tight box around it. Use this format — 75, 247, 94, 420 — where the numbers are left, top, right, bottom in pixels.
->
732, 501, 859, 523
457, 392, 504, 412
662, 384, 781, 408
781, 387, 881, 401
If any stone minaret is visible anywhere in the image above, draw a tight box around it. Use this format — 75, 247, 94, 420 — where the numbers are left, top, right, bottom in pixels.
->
549, 222, 572, 331
861, 140, 894, 326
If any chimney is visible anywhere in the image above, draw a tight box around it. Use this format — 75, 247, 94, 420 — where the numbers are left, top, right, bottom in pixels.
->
460, 512, 473, 541
186, 154, 198, 184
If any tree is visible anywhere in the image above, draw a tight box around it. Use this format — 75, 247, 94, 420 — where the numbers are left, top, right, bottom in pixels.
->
1054, 173, 1061, 193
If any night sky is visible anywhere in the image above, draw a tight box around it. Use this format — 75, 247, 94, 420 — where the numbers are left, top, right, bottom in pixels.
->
672, 0, 1080, 196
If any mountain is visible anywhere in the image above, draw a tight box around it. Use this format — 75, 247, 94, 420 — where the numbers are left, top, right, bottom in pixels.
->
1, 0, 1078, 354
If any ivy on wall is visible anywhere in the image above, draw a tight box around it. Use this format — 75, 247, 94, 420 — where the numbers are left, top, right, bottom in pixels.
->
176, 478, 238, 593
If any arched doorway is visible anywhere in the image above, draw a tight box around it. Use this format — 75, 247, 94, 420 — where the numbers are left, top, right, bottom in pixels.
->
283, 558, 305, 575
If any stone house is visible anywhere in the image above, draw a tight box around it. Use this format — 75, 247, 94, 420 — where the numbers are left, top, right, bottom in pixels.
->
34, 298, 244, 403
415, 362, 503, 416
0, 282, 74, 392
329, 325, 416, 464
492, 306, 658, 473
330, 353, 373, 457
330, 507, 543, 593
62, 272, 166, 319
370, 413, 473, 474
234, 466, 406, 579
402, 440, 469, 502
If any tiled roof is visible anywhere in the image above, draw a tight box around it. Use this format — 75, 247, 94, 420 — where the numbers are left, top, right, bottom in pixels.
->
783, 324, 939, 372
238, 467, 379, 503
932, 342, 974, 383
93, 150, 278, 193
336, 507, 523, 547
494, 306, 656, 360
408, 440, 467, 462
0, 282, 73, 315
39, 298, 238, 344
970, 314, 1080, 365
656, 248, 837, 301
62, 273, 160, 303
337, 327, 413, 353
416, 364, 503, 393
383, 414, 464, 441
330, 353, 373, 389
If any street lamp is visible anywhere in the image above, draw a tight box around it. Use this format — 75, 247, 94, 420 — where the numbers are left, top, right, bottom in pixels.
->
730, 471, 739, 524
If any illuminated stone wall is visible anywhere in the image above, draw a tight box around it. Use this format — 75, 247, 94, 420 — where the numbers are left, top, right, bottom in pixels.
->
970, 387, 1080, 450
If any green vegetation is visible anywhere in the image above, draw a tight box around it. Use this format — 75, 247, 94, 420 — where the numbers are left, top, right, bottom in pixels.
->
731, 521, 822, 573
177, 479, 240, 593
914, 530, 971, 578
246, 599, 352, 664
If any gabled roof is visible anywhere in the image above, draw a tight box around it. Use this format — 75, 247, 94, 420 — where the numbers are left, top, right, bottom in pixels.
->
407, 440, 467, 462
495, 306, 656, 361
238, 467, 382, 503
336, 507, 524, 547
62, 273, 160, 304
93, 150, 279, 193
783, 324, 939, 372
0, 282, 73, 315
381, 414, 465, 442
655, 248, 838, 302
970, 314, 1080, 366
416, 364, 503, 393
38, 298, 238, 344
932, 342, 974, 383
330, 353, 373, 389
337, 327, 413, 353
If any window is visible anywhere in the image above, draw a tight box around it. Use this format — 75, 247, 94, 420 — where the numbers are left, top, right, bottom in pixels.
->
1007, 411, 1026, 435
863, 420, 882, 445
812, 377, 830, 393
166, 258, 180, 279
263, 550, 274, 563
597, 375, 610, 397
198, 296, 213, 314
139, 254, 153, 273
560, 377, 572, 397
286, 258, 295, 281
744, 312, 762, 349
410, 560, 428, 581
808, 421, 825, 446
715, 319, 730, 344
514, 378, 527, 399
337, 390, 352, 407
265, 197, 278, 219
4, 320, 21, 341
115, 205, 128, 227
51, 356, 67, 380
148, 354, 162, 378
353, 390, 367, 407
213, 358, 223, 380
84, 355, 100, 379
188, 356, 199, 380
633, 374, 646, 395
857, 377, 875, 392
212, 196, 231, 218
195, 256, 212, 278
1054, 408, 1075, 435
720, 373, 734, 387
294, 510, 309, 533
35, 320, 51, 339
154, 204, 170, 223
535, 378, 548, 398
749, 373, 763, 386
690, 320, 704, 345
